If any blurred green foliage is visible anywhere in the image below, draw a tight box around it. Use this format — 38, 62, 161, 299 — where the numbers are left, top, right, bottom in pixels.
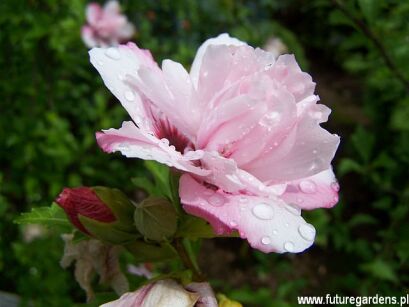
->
1, 0, 409, 306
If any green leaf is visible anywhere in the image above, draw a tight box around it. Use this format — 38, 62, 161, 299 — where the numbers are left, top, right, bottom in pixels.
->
338, 158, 363, 176
351, 127, 374, 163
361, 259, 398, 283
134, 197, 178, 241
358, 0, 379, 24
14, 203, 71, 230
347, 214, 377, 228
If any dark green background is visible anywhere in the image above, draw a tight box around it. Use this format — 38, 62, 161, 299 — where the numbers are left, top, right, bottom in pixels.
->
1, 0, 409, 306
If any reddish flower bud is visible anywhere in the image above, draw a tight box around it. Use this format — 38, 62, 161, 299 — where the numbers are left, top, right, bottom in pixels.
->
56, 187, 116, 235
56, 186, 138, 244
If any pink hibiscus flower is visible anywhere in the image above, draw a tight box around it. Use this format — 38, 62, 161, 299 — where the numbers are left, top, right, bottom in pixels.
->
81, 1, 135, 48
90, 33, 340, 253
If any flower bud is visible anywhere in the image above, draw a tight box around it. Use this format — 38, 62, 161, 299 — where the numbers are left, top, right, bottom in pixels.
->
56, 186, 139, 244
101, 279, 200, 307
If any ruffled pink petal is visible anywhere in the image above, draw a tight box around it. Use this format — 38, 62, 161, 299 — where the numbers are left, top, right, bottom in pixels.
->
179, 174, 316, 253
228, 77, 298, 166
89, 43, 158, 132
103, 0, 121, 15
96, 121, 209, 176
81, 26, 98, 48
190, 33, 246, 89
199, 152, 287, 197
116, 23, 135, 40
244, 102, 340, 184
268, 54, 316, 102
195, 45, 274, 108
280, 168, 339, 210
197, 94, 266, 150
86, 3, 102, 26
128, 59, 203, 139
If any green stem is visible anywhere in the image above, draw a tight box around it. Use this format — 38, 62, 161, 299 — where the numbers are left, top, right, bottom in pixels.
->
174, 238, 204, 282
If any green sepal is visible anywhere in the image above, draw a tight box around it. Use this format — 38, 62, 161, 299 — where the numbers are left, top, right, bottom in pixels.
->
79, 215, 140, 244
92, 186, 136, 233
134, 197, 178, 241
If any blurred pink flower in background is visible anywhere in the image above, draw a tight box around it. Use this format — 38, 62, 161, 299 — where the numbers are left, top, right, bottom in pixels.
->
90, 33, 340, 254
81, 1, 135, 48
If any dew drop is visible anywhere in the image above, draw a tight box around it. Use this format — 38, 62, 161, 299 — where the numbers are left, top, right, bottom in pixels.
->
252, 203, 274, 220
298, 224, 315, 241
105, 47, 121, 60
208, 194, 224, 207
260, 112, 281, 127
284, 241, 295, 252
330, 181, 340, 192
261, 236, 271, 245
229, 221, 237, 227
285, 204, 301, 216
160, 138, 170, 146
239, 196, 248, 203
124, 90, 135, 101
272, 229, 278, 235
299, 180, 317, 194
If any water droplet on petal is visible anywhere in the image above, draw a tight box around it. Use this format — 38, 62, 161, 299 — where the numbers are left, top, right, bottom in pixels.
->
272, 229, 278, 235
260, 111, 281, 127
312, 149, 318, 154
208, 194, 224, 207
252, 203, 274, 220
298, 224, 315, 241
285, 204, 301, 216
105, 47, 121, 60
124, 90, 135, 101
299, 180, 317, 194
330, 181, 340, 192
239, 196, 248, 203
284, 241, 295, 252
160, 138, 170, 146
229, 221, 237, 227
261, 236, 271, 245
